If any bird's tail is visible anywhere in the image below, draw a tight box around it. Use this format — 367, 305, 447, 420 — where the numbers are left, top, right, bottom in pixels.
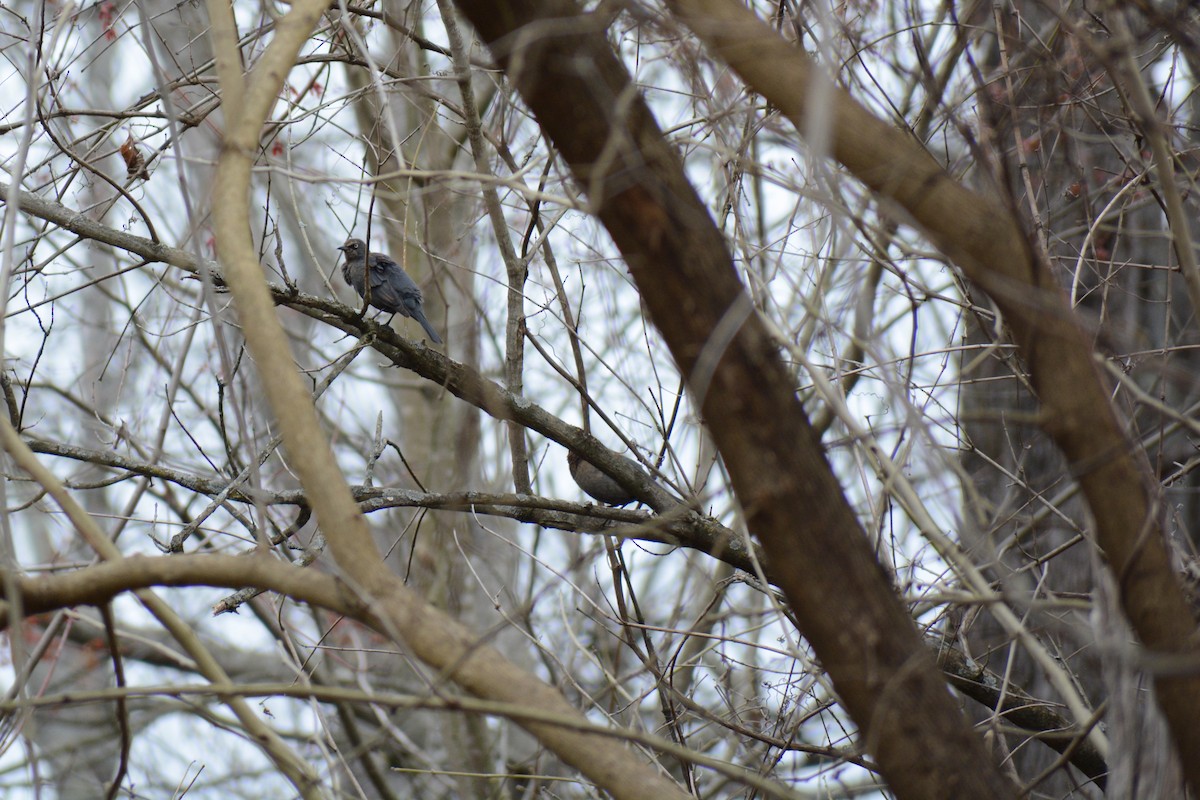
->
412, 309, 443, 344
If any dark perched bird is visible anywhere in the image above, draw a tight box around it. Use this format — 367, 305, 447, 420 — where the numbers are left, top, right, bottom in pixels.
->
567, 450, 641, 506
338, 238, 443, 344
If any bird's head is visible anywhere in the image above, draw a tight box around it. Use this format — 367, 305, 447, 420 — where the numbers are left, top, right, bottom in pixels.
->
339, 238, 366, 258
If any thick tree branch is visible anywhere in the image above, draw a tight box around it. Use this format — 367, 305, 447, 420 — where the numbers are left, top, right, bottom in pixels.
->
206, 1, 696, 796
937, 644, 1107, 786
0, 554, 354, 622
0, 418, 324, 796
448, 1, 1017, 797
666, 0, 1200, 788
0, 548, 1110, 784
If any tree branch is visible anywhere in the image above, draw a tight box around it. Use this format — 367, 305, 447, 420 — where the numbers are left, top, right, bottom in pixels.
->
666, 0, 1200, 788
448, 1, 1017, 797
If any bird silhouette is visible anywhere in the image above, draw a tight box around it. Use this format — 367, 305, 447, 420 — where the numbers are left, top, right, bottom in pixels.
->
567, 450, 641, 506
339, 238, 442, 344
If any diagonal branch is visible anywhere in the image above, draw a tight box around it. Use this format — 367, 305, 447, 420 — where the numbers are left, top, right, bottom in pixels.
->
205, 0, 697, 796
665, 0, 1200, 789
448, 0, 1017, 797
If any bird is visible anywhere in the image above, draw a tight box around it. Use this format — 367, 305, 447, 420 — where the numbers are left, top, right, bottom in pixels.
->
338, 238, 443, 344
567, 450, 641, 506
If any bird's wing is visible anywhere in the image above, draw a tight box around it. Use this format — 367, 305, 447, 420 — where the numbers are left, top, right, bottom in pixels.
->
369, 260, 422, 313
366, 255, 395, 288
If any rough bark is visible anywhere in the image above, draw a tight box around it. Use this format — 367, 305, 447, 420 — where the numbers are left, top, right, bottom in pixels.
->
449, 1, 1018, 797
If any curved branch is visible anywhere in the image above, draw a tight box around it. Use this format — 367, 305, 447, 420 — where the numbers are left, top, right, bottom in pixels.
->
447, 1, 1016, 797
206, 0, 698, 795
0, 554, 356, 623
666, 0, 1200, 788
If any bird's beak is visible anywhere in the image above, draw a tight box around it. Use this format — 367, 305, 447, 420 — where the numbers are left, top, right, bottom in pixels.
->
337, 244, 350, 252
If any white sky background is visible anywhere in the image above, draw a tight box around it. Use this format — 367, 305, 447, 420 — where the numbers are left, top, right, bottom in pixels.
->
0, 0, 1031, 796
